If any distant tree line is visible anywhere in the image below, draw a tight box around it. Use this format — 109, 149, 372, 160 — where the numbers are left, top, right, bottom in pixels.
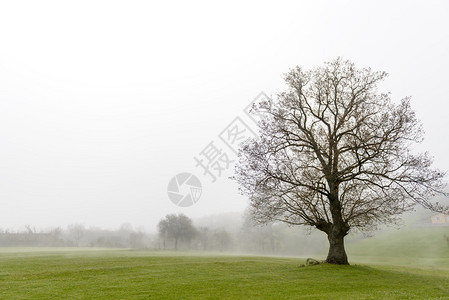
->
3, 211, 445, 254
0, 224, 152, 248
156, 213, 327, 255
157, 214, 236, 252
0, 214, 338, 255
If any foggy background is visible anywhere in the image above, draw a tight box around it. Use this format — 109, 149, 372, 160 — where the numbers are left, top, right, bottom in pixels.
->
0, 0, 448, 233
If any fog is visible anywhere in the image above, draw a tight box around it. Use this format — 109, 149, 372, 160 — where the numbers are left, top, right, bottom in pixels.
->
1, 209, 447, 267
0, 0, 448, 240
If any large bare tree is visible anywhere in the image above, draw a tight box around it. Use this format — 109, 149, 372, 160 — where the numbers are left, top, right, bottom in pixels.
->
234, 58, 447, 265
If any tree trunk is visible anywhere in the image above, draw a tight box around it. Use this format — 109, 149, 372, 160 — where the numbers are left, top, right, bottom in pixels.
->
325, 186, 350, 265
326, 229, 349, 265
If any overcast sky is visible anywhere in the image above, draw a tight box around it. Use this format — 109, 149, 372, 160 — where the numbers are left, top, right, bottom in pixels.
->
0, 0, 448, 231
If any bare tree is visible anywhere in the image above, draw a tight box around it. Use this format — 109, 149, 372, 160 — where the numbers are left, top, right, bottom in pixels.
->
157, 214, 197, 250
66, 224, 85, 247
157, 219, 169, 250
234, 58, 447, 264
198, 227, 210, 250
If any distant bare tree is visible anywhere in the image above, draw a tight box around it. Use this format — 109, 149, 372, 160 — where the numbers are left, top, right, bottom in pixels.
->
157, 219, 169, 250
49, 227, 62, 238
198, 227, 210, 250
234, 58, 448, 264
157, 214, 197, 250
129, 231, 145, 249
24, 225, 35, 234
239, 212, 279, 253
67, 224, 85, 247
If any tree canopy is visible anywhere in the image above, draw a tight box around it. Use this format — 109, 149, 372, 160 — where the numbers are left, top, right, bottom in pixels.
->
158, 213, 197, 250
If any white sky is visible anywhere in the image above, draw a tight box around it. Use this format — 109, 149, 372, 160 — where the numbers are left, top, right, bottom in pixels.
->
0, 0, 448, 231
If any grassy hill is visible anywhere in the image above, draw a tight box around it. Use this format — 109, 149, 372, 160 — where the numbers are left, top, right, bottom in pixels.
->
0, 248, 448, 299
346, 226, 449, 268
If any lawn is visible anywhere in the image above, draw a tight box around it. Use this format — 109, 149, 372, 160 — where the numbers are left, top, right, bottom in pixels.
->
346, 226, 449, 269
0, 248, 448, 299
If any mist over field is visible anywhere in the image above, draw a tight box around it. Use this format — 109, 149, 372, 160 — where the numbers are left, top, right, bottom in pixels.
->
1, 207, 448, 269
0, 1, 449, 298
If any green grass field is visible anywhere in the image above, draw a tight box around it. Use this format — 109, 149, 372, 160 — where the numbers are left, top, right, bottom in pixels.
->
0, 247, 448, 299
346, 226, 449, 269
